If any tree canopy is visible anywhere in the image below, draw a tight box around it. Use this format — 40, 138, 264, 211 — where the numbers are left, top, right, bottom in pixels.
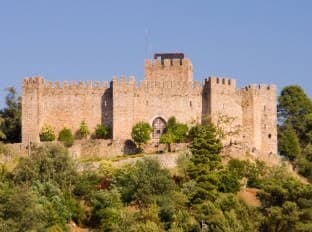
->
278, 85, 312, 181
0, 87, 21, 143
160, 116, 188, 152
131, 122, 152, 151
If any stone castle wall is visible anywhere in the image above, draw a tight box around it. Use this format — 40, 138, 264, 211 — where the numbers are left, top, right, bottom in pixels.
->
22, 56, 277, 156
22, 78, 113, 143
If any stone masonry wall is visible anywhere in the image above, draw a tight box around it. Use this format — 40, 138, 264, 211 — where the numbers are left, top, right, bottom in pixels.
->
144, 58, 193, 82
133, 80, 203, 128
22, 77, 112, 143
112, 77, 135, 140
206, 77, 243, 145
22, 77, 43, 144
22, 56, 277, 157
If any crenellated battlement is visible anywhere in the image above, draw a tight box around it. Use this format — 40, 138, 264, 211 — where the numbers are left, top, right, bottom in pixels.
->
23, 77, 45, 88
144, 58, 192, 69
137, 80, 202, 90
44, 80, 110, 90
204, 76, 237, 89
144, 56, 193, 83
237, 84, 276, 95
112, 76, 136, 85
23, 77, 110, 90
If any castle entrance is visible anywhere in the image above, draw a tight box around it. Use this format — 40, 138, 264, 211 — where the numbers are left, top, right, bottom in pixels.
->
152, 117, 166, 139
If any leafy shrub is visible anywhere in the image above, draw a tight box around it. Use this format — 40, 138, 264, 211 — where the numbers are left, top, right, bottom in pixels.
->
131, 122, 152, 151
166, 116, 188, 142
39, 125, 56, 141
160, 116, 188, 151
0, 142, 15, 158
95, 124, 110, 139
14, 143, 78, 186
160, 132, 175, 152
58, 128, 74, 147
78, 120, 90, 138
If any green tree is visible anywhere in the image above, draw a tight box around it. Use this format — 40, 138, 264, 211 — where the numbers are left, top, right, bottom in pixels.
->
115, 158, 175, 207
0, 87, 21, 143
160, 116, 188, 152
263, 201, 300, 232
278, 124, 301, 160
95, 124, 110, 139
296, 156, 312, 183
186, 124, 223, 202
160, 131, 175, 152
32, 181, 80, 229
89, 188, 123, 229
13, 143, 78, 188
227, 159, 266, 188
0, 117, 6, 140
58, 127, 74, 147
278, 85, 312, 144
278, 85, 312, 181
166, 117, 188, 143
192, 193, 262, 232
131, 122, 152, 152
39, 124, 56, 141
0, 183, 47, 231
257, 168, 312, 231
78, 120, 90, 139
278, 86, 312, 124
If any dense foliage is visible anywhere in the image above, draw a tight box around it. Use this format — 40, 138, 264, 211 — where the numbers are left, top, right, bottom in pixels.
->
160, 116, 188, 152
131, 122, 152, 151
39, 124, 56, 141
258, 168, 312, 231
58, 128, 74, 147
278, 85, 312, 181
94, 124, 110, 139
78, 120, 90, 139
0, 144, 82, 231
0, 123, 311, 231
0, 87, 21, 143
0, 84, 311, 231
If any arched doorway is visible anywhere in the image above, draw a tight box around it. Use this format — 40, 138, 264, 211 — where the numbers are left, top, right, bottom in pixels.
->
152, 117, 166, 139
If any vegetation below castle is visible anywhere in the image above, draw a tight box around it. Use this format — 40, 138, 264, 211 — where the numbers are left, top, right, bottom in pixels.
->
0, 123, 311, 231
0, 85, 311, 231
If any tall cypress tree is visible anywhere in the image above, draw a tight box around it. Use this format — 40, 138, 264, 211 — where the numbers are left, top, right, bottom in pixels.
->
187, 124, 223, 202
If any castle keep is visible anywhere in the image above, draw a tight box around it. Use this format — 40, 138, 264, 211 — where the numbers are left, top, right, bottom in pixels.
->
22, 53, 277, 155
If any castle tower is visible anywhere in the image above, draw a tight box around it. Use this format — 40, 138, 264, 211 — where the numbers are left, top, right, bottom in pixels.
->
144, 53, 193, 82
111, 76, 136, 140
203, 77, 242, 145
240, 84, 277, 155
22, 77, 44, 143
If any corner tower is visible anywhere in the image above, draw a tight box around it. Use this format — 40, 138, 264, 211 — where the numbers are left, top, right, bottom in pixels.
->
144, 53, 193, 82
22, 77, 44, 144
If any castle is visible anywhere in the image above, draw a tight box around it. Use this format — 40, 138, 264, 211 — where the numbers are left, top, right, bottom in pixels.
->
22, 53, 277, 155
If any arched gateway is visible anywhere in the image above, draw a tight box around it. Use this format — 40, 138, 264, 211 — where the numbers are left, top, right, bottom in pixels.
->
152, 117, 166, 139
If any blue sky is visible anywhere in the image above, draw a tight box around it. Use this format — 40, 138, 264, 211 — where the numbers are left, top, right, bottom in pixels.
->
0, 0, 311, 107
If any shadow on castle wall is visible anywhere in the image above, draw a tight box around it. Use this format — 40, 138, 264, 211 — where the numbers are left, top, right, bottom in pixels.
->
101, 87, 113, 129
